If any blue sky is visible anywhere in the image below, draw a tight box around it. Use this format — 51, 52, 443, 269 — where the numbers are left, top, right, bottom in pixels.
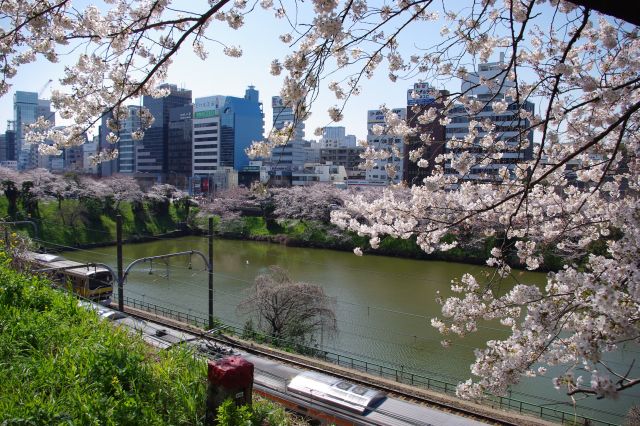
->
0, 1, 571, 142
0, 2, 461, 142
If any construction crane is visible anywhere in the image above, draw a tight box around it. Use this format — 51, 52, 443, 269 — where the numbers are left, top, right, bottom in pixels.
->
38, 79, 53, 98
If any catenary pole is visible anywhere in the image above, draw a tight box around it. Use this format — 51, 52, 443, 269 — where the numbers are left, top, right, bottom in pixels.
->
208, 217, 214, 329
117, 214, 124, 311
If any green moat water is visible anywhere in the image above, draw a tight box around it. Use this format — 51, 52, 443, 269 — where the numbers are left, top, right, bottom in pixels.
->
64, 236, 638, 424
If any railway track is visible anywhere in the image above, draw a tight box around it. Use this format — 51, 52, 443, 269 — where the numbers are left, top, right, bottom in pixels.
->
116, 304, 548, 426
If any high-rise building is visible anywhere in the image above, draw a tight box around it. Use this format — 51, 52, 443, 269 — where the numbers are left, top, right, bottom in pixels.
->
366, 108, 406, 185
404, 82, 449, 186
98, 105, 142, 177
83, 136, 99, 175
14, 91, 55, 170
14, 92, 38, 159
444, 57, 534, 181
271, 96, 305, 141
319, 126, 357, 148
192, 96, 221, 179
0, 121, 16, 162
138, 84, 192, 178
118, 105, 143, 174
188, 86, 264, 173
220, 86, 264, 170
168, 105, 193, 189
0, 134, 6, 163
64, 143, 85, 172
266, 96, 310, 185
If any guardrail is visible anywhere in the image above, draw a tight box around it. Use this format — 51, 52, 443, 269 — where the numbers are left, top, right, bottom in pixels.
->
122, 296, 209, 328
120, 296, 622, 426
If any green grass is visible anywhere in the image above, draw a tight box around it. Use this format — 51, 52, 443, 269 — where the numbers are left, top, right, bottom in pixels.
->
0, 197, 189, 248
0, 255, 304, 425
243, 217, 270, 237
0, 256, 207, 425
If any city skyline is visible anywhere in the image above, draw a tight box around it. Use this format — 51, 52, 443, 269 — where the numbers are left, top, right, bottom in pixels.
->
0, 5, 462, 143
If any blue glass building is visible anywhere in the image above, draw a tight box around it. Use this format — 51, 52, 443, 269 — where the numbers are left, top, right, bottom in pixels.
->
139, 84, 192, 178
218, 86, 264, 170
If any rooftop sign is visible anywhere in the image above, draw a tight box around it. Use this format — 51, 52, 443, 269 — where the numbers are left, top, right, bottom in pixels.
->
194, 110, 219, 119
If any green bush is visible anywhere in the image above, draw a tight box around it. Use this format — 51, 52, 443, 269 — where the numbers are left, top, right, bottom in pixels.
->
216, 397, 299, 426
0, 256, 207, 425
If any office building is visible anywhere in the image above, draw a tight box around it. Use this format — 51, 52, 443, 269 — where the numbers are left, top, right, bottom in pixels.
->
220, 86, 264, 170
366, 108, 406, 185
272, 95, 305, 141
98, 105, 142, 176
83, 136, 99, 175
319, 127, 357, 148
14, 91, 55, 169
138, 84, 192, 178
266, 96, 310, 184
168, 105, 193, 189
0, 121, 16, 162
404, 82, 449, 185
189, 86, 264, 174
192, 96, 221, 182
444, 57, 534, 181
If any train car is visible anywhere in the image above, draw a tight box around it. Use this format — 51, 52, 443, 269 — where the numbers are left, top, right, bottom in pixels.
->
78, 302, 488, 426
287, 371, 387, 415
25, 252, 114, 301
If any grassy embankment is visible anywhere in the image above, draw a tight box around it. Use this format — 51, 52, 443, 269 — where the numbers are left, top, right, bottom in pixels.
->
0, 255, 304, 425
0, 194, 567, 270
207, 215, 511, 266
0, 256, 206, 424
0, 196, 190, 248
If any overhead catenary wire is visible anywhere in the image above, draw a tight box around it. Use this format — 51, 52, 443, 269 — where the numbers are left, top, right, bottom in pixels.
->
29, 233, 640, 367
28, 235, 618, 339
32, 238, 640, 371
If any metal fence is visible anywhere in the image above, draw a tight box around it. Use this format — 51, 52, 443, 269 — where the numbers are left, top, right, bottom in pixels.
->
122, 295, 209, 328
120, 296, 622, 426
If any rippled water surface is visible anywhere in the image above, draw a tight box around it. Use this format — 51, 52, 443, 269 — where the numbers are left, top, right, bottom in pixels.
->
64, 236, 638, 423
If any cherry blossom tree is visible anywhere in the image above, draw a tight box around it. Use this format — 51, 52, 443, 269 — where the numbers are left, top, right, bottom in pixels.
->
283, 2, 638, 400
1, 0, 639, 401
144, 183, 179, 214
238, 266, 337, 348
271, 184, 345, 223
198, 186, 263, 221
102, 175, 142, 210
0, 167, 23, 218
252, 0, 639, 401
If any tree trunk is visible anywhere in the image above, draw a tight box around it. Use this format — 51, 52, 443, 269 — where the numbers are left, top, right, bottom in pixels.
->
566, 0, 640, 26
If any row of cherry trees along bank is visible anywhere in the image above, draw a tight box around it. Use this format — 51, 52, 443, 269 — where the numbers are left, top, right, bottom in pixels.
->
0, 167, 573, 269
2, 0, 638, 403
198, 184, 580, 270
0, 167, 193, 246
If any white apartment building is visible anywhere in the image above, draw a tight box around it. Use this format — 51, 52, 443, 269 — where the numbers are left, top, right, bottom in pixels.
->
192, 97, 221, 176
365, 108, 406, 185
292, 163, 348, 186
445, 56, 534, 181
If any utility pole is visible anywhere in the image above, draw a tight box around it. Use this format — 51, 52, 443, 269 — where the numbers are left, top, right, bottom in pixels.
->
117, 215, 123, 311
208, 217, 214, 329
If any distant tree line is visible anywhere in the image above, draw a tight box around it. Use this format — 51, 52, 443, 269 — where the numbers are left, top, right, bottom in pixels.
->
0, 167, 191, 220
